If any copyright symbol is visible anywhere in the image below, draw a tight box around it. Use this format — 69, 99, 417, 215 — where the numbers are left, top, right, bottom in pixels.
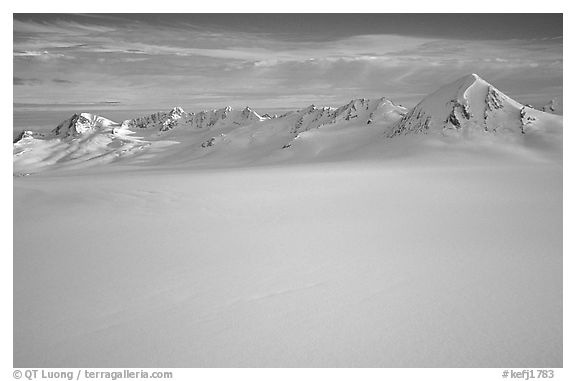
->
13, 370, 22, 379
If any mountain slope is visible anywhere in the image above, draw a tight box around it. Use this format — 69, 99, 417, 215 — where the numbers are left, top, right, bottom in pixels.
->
52, 112, 119, 138
542, 96, 563, 115
389, 73, 556, 138
13, 113, 149, 173
125, 106, 266, 132
13, 99, 407, 173
12, 74, 562, 174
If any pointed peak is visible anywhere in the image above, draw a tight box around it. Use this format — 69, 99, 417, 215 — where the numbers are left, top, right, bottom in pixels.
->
453, 73, 488, 87
419, 73, 495, 105
211, 106, 232, 115
389, 73, 527, 138
240, 106, 263, 120
378, 97, 400, 107
13, 130, 35, 143
51, 112, 117, 137
169, 107, 185, 116
346, 98, 365, 106
460, 73, 481, 81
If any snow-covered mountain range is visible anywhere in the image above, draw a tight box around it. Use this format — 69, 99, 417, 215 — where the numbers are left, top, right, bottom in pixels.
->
13, 74, 562, 174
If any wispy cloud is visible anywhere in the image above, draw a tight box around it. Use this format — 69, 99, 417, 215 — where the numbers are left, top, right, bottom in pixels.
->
14, 77, 41, 86
13, 15, 563, 110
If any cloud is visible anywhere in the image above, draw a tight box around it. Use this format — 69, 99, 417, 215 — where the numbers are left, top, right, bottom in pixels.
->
13, 50, 48, 57
13, 50, 71, 61
13, 15, 563, 110
14, 77, 41, 86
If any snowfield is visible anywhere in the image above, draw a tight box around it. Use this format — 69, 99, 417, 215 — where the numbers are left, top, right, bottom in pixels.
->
13, 74, 563, 367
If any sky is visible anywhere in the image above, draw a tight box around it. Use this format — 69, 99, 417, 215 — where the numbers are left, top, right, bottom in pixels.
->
13, 14, 563, 115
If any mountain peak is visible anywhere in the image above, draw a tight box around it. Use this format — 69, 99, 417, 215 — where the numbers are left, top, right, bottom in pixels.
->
457, 72, 482, 82
388, 74, 534, 137
170, 106, 185, 115
52, 112, 118, 138
241, 106, 263, 120
446, 73, 488, 94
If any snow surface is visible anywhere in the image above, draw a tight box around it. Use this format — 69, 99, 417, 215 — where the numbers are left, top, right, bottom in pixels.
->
542, 96, 563, 115
13, 74, 562, 367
